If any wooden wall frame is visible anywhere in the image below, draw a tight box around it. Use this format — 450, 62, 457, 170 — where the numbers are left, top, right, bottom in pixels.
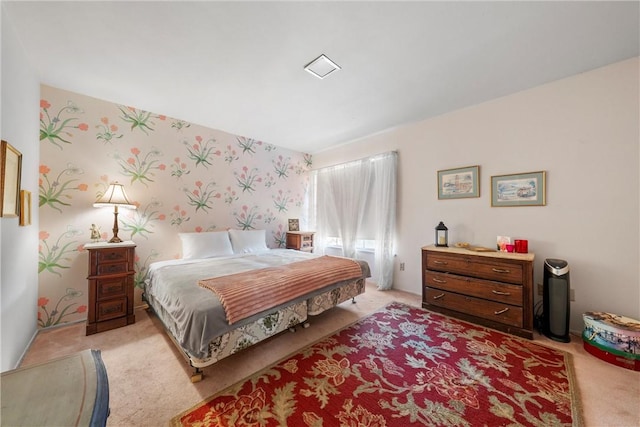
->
437, 165, 480, 199
1, 140, 22, 217
491, 171, 546, 207
20, 190, 32, 226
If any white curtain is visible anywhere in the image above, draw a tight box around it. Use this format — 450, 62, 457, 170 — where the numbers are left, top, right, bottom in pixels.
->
372, 152, 397, 289
309, 151, 397, 290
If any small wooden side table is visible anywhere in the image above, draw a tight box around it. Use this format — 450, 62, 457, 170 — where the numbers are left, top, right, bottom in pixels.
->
286, 231, 315, 253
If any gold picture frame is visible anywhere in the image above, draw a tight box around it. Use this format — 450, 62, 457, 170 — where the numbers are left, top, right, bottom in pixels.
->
19, 190, 32, 226
437, 165, 480, 199
1, 140, 22, 217
491, 171, 546, 207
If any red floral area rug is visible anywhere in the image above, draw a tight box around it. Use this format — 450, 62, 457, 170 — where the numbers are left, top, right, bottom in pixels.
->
171, 302, 583, 426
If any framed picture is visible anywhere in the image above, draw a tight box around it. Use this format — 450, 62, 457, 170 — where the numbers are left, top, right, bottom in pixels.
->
491, 171, 546, 207
19, 190, 32, 226
1, 140, 22, 217
437, 165, 480, 199
288, 218, 299, 231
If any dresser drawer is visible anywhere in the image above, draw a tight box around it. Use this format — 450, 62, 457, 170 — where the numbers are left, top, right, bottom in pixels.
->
425, 271, 523, 306
424, 288, 523, 328
426, 253, 523, 284
96, 278, 127, 300
96, 298, 127, 321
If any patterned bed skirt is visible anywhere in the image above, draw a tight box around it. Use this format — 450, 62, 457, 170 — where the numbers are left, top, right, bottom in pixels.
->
307, 278, 366, 316
153, 277, 366, 370
190, 301, 308, 368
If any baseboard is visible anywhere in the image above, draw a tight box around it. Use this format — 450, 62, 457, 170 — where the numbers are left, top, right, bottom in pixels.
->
16, 317, 90, 368
15, 328, 39, 369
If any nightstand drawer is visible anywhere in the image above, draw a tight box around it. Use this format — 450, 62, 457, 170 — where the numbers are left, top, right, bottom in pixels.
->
96, 247, 130, 263
96, 298, 127, 321
96, 278, 127, 300
96, 262, 128, 276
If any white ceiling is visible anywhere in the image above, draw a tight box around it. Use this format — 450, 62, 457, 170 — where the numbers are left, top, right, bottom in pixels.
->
3, 1, 639, 153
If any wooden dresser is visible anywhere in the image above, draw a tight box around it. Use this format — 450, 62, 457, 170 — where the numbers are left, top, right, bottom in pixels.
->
286, 231, 315, 252
422, 245, 535, 339
85, 241, 136, 335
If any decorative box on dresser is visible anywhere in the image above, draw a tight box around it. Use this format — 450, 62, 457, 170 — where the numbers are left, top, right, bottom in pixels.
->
286, 231, 315, 253
85, 241, 136, 335
422, 245, 535, 339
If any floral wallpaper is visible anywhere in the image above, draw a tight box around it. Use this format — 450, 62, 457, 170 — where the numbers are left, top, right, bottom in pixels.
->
38, 85, 312, 328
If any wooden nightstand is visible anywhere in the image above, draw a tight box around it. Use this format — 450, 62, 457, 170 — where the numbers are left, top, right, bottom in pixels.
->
286, 231, 315, 253
84, 241, 136, 335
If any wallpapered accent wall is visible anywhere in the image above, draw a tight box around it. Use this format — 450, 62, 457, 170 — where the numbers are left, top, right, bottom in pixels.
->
38, 85, 312, 328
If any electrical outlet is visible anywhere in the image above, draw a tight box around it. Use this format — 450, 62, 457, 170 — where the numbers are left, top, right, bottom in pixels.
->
537, 283, 543, 296
570, 289, 575, 301
399, 262, 405, 271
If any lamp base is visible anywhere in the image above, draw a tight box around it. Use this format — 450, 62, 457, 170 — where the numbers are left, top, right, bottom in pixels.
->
108, 206, 122, 243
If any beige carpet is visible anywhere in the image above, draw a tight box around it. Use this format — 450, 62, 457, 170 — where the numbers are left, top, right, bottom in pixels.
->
21, 282, 640, 426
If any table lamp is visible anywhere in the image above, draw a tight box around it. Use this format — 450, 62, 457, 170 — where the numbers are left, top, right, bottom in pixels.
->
93, 182, 136, 243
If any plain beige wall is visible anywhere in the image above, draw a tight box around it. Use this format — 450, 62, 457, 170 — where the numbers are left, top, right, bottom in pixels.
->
313, 58, 640, 333
1, 12, 41, 371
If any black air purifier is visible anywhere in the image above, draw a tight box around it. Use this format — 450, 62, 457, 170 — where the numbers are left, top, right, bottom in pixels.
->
543, 258, 571, 342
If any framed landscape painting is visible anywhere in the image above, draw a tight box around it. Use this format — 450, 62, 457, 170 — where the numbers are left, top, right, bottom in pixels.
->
437, 165, 480, 199
491, 171, 546, 207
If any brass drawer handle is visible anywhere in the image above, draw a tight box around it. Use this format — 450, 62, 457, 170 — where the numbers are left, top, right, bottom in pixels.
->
492, 268, 510, 274
432, 293, 445, 300
494, 308, 510, 315
492, 290, 511, 296
433, 260, 448, 265
432, 278, 447, 284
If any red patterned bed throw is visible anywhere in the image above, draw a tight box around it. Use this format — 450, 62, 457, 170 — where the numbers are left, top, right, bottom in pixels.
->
198, 256, 363, 325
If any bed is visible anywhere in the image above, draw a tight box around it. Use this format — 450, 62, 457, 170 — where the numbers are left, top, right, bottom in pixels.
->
143, 229, 370, 382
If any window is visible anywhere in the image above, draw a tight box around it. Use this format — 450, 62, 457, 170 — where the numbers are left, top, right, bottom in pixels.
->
324, 237, 375, 251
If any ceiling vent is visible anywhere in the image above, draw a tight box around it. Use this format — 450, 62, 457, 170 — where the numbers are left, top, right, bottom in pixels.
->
304, 54, 341, 79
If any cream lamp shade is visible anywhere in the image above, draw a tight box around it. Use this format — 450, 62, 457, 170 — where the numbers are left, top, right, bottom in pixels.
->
93, 182, 136, 243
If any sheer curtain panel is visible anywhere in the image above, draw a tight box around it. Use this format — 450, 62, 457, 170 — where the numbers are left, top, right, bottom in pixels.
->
310, 151, 397, 290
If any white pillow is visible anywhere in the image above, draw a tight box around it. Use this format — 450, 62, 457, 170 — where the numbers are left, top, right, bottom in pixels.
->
179, 231, 233, 259
228, 229, 269, 253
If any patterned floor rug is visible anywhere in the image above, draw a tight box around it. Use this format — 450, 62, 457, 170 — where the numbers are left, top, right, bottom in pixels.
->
171, 302, 583, 426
